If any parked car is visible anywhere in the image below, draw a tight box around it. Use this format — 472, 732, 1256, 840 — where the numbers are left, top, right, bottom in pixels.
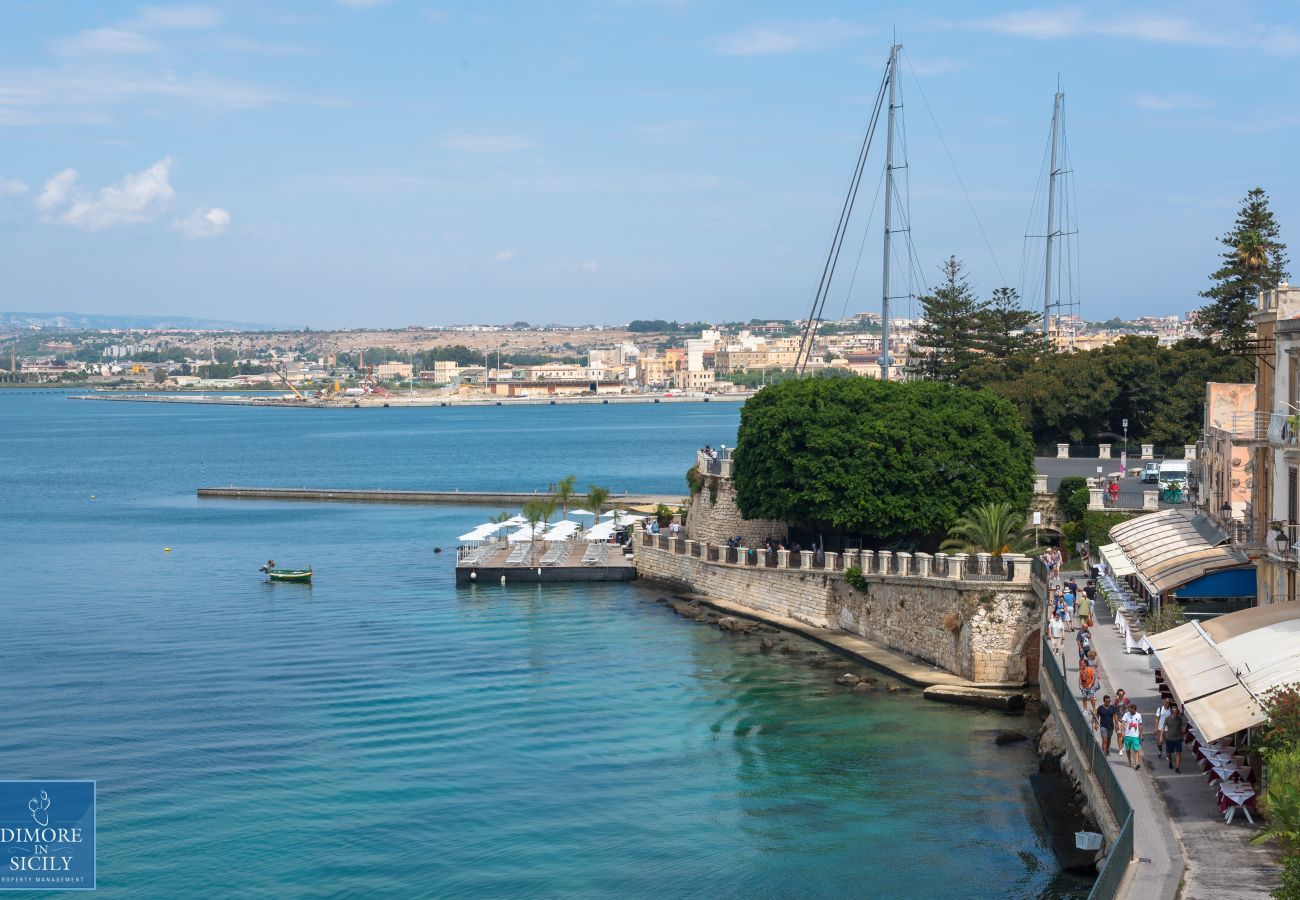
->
1140, 462, 1161, 483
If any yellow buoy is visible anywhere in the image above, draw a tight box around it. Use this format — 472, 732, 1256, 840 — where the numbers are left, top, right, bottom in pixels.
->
164, 547, 171, 552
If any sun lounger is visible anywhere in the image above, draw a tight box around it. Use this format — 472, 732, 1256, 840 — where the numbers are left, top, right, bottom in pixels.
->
506, 543, 529, 564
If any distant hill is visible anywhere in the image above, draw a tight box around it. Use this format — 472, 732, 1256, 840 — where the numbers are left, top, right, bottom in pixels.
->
0, 311, 298, 332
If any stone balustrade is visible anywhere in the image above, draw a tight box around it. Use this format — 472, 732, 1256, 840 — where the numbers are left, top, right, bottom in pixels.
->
639, 532, 1032, 585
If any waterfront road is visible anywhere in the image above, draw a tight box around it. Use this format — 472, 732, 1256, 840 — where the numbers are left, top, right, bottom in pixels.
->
1035, 457, 1175, 510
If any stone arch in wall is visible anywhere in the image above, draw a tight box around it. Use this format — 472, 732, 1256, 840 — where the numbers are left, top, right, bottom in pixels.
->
1017, 627, 1041, 686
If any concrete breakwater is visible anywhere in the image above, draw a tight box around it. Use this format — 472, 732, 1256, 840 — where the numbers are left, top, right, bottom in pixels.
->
198, 486, 684, 507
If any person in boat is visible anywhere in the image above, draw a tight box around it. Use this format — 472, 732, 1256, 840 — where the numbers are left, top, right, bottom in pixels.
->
261, 559, 276, 572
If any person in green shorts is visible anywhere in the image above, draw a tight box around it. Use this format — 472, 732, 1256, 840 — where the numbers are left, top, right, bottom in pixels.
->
1121, 703, 1143, 770
1076, 591, 1092, 627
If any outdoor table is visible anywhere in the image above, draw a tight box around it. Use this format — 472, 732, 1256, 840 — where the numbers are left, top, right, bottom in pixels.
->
1206, 759, 1250, 785
1218, 784, 1257, 824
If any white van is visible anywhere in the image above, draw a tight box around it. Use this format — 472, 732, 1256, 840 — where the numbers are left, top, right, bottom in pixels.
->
1158, 459, 1189, 489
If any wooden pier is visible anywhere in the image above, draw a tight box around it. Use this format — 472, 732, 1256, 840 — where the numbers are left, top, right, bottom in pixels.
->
455, 541, 636, 585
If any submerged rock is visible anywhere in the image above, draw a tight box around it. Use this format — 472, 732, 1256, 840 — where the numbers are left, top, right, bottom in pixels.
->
995, 731, 1029, 745
852, 682, 873, 693
760, 637, 775, 651
835, 673, 861, 686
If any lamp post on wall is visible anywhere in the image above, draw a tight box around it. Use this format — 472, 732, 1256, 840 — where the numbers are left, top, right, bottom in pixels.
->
1122, 418, 1128, 476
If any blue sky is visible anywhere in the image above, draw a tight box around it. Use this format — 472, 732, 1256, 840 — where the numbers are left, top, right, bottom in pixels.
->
0, 1, 1296, 328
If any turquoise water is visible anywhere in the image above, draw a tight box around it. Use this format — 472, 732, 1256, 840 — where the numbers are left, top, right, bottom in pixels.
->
0, 392, 1084, 897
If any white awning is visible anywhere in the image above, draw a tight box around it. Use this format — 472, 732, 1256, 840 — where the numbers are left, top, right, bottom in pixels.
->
1099, 543, 1136, 577
1154, 602, 1300, 741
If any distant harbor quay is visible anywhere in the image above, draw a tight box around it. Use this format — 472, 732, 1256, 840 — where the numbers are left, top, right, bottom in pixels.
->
71, 391, 752, 408
198, 486, 683, 507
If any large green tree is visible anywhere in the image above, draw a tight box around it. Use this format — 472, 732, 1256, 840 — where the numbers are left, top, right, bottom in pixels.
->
969, 336, 1252, 449
1196, 187, 1290, 344
911, 256, 988, 381
976, 287, 1042, 360
732, 377, 1034, 545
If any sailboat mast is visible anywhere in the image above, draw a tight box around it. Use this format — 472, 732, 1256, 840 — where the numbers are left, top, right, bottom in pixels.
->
1042, 89, 1062, 344
879, 43, 900, 382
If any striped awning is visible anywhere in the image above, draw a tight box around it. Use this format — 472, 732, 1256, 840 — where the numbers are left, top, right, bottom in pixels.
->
1108, 508, 1249, 595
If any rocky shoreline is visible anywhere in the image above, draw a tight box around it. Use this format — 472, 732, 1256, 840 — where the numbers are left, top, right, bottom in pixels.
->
1034, 714, 1104, 873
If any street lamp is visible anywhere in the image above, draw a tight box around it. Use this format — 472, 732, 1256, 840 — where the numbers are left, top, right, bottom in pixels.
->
1122, 418, 1129, 476
1275, 528, 1290, 557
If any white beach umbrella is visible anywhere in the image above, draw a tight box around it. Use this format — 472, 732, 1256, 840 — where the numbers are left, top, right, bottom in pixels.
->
583, 521, 616, 541
544, 521, 580, 541
566, 508, 597, 518
600, 508, 631, 519
507, 523, 546, 543
457, 525, 496, 542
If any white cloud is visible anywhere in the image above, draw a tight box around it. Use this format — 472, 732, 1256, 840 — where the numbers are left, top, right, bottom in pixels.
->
53, 28, 161, 57
136, 6, 223, 29
176, 206, 231, 238
580, 259, 599, 273
38, 169, 78, 214
494, 249, 515, 262
437, 131, 536, 153
717, 20, 864, 56
40, 157, 175, 230
968, 6, 1300, 55
0, 68, 326, 127
0, 177, 28, 198
1130, 92, 1214, 112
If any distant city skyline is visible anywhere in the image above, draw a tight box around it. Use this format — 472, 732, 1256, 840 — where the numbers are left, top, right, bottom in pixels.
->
0, 1, 1296, 328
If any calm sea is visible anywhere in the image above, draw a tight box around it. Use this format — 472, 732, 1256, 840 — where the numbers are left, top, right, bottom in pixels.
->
0, 392, 1086, 897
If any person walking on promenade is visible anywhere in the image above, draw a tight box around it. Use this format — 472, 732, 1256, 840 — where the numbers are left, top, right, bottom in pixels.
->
1107, 479, 1120, 507
1164, 705, 1186, 773
1063, 586, 1076, 632
1121, 703, 1143, 770
1154, 697, 1173, 760
1076, 589, 1093, 628
1049, 612, 1064, 657
1095, 695, 1118, 755
1076, 624, 1092, 663
1079, 656, 1099, 714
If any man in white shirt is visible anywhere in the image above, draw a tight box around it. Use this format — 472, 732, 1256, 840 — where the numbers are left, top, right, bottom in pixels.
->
1122, 703, 1143, 770
1048, 613, 1064, 656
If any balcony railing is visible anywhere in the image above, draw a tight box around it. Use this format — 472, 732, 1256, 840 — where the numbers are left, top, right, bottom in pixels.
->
1215, 410, 1300, 445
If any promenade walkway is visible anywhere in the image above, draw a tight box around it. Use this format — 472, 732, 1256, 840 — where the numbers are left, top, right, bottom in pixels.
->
1055, 573, 1278, 898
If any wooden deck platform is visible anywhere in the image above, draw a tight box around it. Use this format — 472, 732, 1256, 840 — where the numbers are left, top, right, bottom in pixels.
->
455, 541, 636, 584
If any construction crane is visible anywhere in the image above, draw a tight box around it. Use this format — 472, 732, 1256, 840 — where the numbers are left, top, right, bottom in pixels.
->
277, 367, 306, 401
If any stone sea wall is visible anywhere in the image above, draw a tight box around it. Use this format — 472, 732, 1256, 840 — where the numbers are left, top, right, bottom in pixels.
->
635, 536, 1039, 685
684, 473, 787, 547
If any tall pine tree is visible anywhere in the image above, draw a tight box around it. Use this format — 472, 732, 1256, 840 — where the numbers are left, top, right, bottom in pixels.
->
976, 287, 1042, 360
912, 256, 987, 381
1196, 187, 1290, 344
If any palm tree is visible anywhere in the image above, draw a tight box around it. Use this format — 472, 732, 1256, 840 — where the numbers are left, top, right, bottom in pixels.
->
940, 502, 1032, 557
1237, 230, 1270, 281
521, 498, 547, 563
555, 475, 577, 517
585, 485, 610, 518
489, 510, 512, 542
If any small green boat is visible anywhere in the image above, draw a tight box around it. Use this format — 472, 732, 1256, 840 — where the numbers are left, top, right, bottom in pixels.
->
261, 565, 312, 583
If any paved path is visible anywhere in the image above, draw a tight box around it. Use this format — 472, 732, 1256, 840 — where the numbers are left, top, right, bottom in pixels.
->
1087, 604, 1278, 899
1056, 573, 1278, 898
